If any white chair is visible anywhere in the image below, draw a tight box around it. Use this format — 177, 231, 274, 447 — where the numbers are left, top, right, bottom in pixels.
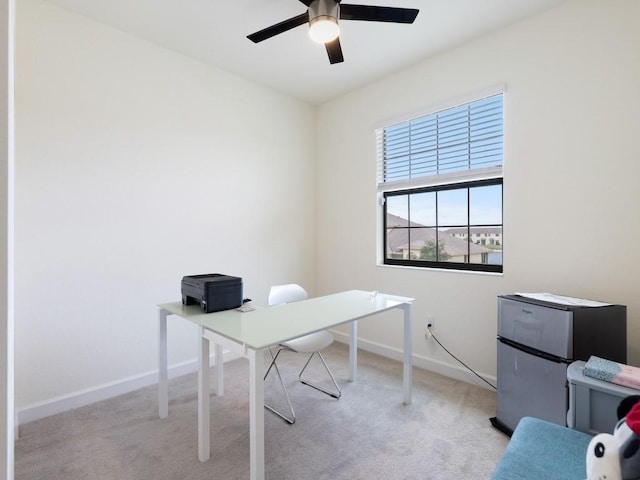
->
264, 284, 341, 424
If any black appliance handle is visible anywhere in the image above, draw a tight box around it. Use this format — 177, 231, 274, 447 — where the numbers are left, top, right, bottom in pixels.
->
498, 336, 569, 364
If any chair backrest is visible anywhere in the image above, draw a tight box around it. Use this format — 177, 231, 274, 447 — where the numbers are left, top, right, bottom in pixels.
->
268, 284, 308, 306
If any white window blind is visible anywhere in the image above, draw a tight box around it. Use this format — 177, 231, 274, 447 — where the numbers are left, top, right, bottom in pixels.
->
377, 93, 503, 191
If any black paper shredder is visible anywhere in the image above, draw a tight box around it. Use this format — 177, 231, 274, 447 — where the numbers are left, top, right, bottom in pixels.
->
181, 274, 243, 313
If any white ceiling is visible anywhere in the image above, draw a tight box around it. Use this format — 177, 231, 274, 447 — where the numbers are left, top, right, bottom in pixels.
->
44, 0, 568, 105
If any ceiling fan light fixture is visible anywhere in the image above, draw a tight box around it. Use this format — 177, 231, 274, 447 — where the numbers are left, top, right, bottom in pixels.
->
308, 0, 340, 44
309, 16, 339, 44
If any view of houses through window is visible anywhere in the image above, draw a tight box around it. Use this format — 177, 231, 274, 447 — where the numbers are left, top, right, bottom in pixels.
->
385, 217, 503, 265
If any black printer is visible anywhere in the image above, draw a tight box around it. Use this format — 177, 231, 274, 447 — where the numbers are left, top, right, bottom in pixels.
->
181, 274, 243, 313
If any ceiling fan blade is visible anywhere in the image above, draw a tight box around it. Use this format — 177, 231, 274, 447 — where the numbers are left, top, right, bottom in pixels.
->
325, 37, 344, 64
297, 0, 313, 5
339, 4, 419, 23
247, 12, 309, 43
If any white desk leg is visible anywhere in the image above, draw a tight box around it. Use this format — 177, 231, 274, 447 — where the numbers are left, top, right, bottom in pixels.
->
402, 303, 413, 405
214, 343, 224, 396
349, 320, 358, 381
198, 326, 211, 462
158, 308, 168, 419
248, 348, 265, 480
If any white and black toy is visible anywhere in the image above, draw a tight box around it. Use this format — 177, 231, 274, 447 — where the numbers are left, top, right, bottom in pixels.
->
587, 433, 622, 480
586, 396, 640, 480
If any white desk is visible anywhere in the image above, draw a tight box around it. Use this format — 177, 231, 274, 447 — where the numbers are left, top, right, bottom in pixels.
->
158, 290, 414, 480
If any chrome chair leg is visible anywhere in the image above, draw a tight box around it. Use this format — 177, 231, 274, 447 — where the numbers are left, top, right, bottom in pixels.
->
298, 351, 342, 399
264, 348, 296, 424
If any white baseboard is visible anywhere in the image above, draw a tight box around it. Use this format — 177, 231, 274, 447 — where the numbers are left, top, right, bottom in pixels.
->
16, 350, 241, 429
331, 331, 497, 390
17, 335, 496, 431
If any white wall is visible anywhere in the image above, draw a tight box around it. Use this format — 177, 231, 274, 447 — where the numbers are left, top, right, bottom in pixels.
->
316, 0, 640, 382
15, 0, 316, 411
0, 0, 14, 475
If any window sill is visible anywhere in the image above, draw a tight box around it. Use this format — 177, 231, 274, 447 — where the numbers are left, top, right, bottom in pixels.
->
376, 262, 504, 277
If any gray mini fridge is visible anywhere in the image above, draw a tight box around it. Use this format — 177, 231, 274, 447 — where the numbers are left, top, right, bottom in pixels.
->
491, 294, 626, 436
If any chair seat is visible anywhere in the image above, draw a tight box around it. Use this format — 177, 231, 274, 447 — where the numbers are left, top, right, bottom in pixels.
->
492, 417, 592, 480
282, 331, 334, 353
265, 284, 341, 424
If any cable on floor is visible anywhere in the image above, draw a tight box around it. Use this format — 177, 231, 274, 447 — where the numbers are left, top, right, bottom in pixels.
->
427, 326, 497, 390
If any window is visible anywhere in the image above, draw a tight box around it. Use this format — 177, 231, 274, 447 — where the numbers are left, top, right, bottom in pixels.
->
377, 91, 503, 273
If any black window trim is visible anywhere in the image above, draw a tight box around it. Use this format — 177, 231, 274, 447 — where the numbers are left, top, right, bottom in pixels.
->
383, 177, 503, 273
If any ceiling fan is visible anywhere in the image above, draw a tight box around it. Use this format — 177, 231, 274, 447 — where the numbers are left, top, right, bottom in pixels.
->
247, 0, 419, 64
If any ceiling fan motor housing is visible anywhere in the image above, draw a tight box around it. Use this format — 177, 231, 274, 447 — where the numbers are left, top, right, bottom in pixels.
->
309, 0, 339, 24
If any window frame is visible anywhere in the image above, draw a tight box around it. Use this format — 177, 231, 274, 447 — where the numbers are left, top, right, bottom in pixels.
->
382, 178, 503, 273
377, 88, 505, 274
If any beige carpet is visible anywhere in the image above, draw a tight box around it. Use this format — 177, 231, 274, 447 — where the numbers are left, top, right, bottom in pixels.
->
15, 343, 509, 479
